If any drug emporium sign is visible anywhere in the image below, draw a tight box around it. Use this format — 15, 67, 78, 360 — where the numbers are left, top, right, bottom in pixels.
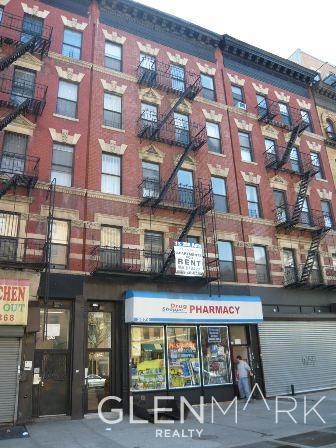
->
125, 290, 263, 323
174, 242, 204, 277
0, 279, 29, 325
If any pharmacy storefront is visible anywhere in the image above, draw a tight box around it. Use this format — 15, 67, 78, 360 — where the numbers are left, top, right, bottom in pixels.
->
126, 291, 263, 405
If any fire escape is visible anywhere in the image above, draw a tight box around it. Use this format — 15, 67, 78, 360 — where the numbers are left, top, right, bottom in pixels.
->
0, 11, 51, 198
258, 98, 333, 286
136, 58, 219, 283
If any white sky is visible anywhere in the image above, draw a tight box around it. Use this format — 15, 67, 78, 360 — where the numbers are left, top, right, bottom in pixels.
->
137, 0, 336, 66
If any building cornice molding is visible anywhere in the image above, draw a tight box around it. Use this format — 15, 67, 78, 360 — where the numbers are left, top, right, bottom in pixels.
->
61, 15, 88, 31
49, 128, 81, 145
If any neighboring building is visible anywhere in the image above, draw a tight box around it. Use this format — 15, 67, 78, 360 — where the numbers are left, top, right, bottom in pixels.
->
289, 49, 336, 187
0, 0, 335, 425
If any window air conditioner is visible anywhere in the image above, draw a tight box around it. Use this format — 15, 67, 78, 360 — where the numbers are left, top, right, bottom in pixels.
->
237, 101, 247, 110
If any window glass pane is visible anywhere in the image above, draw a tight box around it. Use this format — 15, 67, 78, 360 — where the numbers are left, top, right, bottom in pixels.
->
218, 241, 233, 262
206, 122, 219, 139
232, 85, 242, 99
87, 352, 110, 411
246, 185, 257, 202
36, 308, 70, 350
58, 80, 78, 101
102, 154, 120, 175
201, 326, 232, 386
105, 42, 121, 59
3, 132, 27, 156
264, 138, 275, 152
130, 326, 166, 391
177, 169, 193, 187
142, 161, 159, 179
140, 54, 156, 70
104, 93, 121, 112
211, 177, 226, 195
201, 74, 214, 90
144, 231, 163, 252
141, 103, 157, 121
63, 29, 82, 46
101, 227, 121, 247
238, 132, 250, 148
253, 246, 266, 264
88, 312, 111, 348
51, 170, 71, 187
101, 174, 120, 194
51, 220, 69, 244
229, 326, 247, 345
174, 113, 189, 130
0, 213, 18, 237
167, 326, 201, 388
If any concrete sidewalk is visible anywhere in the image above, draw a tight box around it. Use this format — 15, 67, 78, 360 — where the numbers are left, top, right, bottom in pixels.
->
2, 390, 336, 448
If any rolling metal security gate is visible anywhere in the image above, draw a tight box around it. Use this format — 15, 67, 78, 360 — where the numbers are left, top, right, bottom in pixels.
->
0, 338, 20, 423
259, 321, 336, 397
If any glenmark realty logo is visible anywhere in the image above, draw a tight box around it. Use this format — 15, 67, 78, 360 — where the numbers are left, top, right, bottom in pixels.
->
98, 383, 327, 439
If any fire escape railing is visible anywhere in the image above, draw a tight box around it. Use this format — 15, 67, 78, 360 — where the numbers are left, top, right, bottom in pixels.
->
284, 265, 336, 289
264, 145, 317, 176
0, 152, 39, 198
136, 59, 201, 100
0, 235, 46, 269
0, 11, 52, 68
274, 205, 330, 230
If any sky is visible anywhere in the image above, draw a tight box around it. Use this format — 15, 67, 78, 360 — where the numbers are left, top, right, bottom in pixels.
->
136, 0, 336, 66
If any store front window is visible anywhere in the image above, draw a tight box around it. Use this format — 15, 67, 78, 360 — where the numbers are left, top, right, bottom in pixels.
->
130, 326, 165, 391
167, 326, 201, 389
200, 326, 232, 386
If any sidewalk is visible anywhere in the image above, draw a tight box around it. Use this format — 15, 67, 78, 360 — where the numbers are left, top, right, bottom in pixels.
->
2, 390, 336, 448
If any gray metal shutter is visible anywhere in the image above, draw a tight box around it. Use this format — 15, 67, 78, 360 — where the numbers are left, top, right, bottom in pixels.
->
0, 338, 20, 423
259, 321, 336, 397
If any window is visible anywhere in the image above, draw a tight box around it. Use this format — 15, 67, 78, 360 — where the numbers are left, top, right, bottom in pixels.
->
142, 161, 160, 198
273, 189, 287, 223
130, 326, 166, 391
144, 231, 163, 273
141, 102, 157, 131
218, 241, 235, 282
326, 119, 335, 138
253, 245, 270, 284
311, 151, 324, 179
211, 177, 228, 212
62, 28, 82, 60
311, 256, 323, 284
167, 326, 201, 388
231, 85, 244, 107
278, 102, 291, 127
290, 147, 301, 173
139, 53, 156, 85
321, 200, 333, 228
264, 138, 276, 165
101, 154, 121, 194
174, 113, 189, 145
104, 93, 122, 129
10, 68, 36, 105
50, 220, 69, 269
51, 143, 74, 187
300, 109, 313, 133
256, 94, 268, 116
186, 235, 199, 245
283, 248, 297, 284
1, 132, 27, 174
170, 64, 185, 92
201, 74, 216, 101
206, 122, 221, 153
300, 198, 311, 225
0, 7, 3, 22
21, 14, 43, 43
56, 80, 78, 118
105, 42, 122, 71
177, 169, 194, 207
246, 185, 261, 218
0, 212, 19, 261
239, 132, 253, 162
100, 226, 122, 269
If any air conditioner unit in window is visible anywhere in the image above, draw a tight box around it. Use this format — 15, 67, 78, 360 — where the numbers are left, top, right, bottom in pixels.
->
237, 101, 247, 110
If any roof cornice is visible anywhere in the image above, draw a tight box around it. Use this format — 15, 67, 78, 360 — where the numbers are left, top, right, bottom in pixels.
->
99, 0, 221, 48
220, 35, 317, 85
314, 80, 336, 101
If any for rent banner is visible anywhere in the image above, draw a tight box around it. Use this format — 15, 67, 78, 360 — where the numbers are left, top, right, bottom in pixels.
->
0, 279, 30, 326
125, 290, 263, 323
174, 242, 204, 277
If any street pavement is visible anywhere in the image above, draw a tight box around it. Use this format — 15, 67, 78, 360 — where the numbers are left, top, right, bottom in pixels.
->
2, 390, 336, 448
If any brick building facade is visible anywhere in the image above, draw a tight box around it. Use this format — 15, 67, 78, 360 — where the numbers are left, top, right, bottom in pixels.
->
0, 0, 335, 424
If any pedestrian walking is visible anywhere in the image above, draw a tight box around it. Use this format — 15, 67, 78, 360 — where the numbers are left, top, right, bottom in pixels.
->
236, 355, 253, 401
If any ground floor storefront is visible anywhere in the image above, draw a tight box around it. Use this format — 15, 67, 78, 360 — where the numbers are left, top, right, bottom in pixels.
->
10, 274, 336, 424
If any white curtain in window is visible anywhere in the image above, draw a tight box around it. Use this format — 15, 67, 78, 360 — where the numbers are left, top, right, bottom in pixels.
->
58, 80, 78, 101
102, 154, 120, 175
51, 220, 69, 244
105, 42, 121, 59
104, 93, 121, 112
0, 214, 18, 237
101, 227, 121, 247
206, 122, 219, 139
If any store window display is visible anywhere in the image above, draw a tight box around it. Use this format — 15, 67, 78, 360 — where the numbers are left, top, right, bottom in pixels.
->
167, 326, 201, 388
130, 326, 166, 391
200, 326, 232, 385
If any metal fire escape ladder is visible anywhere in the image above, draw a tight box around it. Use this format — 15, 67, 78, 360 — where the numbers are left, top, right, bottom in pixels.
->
290, 172, 311, 226
0, 36, 36, 71
0, 98, 30, 131
0, 173, 20, 198
147, 77, 200, 141
276, 120, 308, 170
299, 227, 330, 284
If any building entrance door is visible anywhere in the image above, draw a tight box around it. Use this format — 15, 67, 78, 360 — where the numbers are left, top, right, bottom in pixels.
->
33, 302, 71, 416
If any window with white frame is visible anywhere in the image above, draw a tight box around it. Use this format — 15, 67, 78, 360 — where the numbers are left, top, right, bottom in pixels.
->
50, 220, 69, 269
56, 80, 78, 118
51, 143, 74, 187
206, 122, 221, 153
101, 153, 121, 195
103, 93, 122, 129
105, 42, 122, 71
62, 28, 82, 60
